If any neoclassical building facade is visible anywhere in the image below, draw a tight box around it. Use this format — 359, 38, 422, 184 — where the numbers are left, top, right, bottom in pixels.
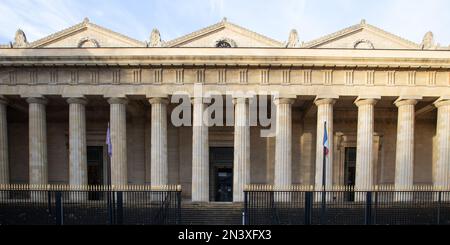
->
0, 18, 449, 202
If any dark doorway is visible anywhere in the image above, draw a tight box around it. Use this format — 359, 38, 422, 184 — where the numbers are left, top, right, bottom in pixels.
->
344, 147, 356, 201
87, 146, 104, 200
210, 147, 233, 202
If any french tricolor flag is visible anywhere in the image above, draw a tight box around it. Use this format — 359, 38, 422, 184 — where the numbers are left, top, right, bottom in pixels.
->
323, 121, 329, 157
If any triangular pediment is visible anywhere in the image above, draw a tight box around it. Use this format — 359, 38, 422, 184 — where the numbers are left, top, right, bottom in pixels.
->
29, 18, 146, 48
165, 19, 283, 48
303, 20, 420, 49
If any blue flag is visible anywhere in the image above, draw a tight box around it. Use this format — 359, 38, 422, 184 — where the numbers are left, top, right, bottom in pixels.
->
106, 122, 112, 158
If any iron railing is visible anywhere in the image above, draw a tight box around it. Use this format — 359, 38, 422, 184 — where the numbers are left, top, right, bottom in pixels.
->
0, 184, 181, 225
244, 185, 450, 225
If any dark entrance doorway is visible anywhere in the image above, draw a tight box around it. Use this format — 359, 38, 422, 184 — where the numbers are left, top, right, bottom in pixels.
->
344, 147, 356, 201
210, 147, 233, 202
87, 146, 104, 200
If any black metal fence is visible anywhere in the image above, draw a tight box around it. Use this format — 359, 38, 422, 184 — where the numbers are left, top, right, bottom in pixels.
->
244, 186, 450, 225
0, 185, 181, 225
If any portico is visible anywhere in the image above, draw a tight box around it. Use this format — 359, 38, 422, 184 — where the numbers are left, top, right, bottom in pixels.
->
0, 18, 449, 203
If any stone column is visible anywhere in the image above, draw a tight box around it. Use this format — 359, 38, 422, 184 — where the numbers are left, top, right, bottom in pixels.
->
67, 97, 88, 201
108, 97, 128, 186
354, 98, 378, 201
434, 99, 450, 193
0, 97, 9, 197
27, 97, 48, 186
67, 98, 88, 187
233, 97, 250, 202
149, 97, 169, 187
274, 98, 294, 188
191, 97, 209, 202
314, 98, 336, 191
394, 98, 417, 201
274, 97, 295, 202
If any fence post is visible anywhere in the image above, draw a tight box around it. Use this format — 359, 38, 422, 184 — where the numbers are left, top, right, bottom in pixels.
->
116, 191, 123, 225
55, 191, 63, 225
437, 191, 441, 225
365, 191, 372, 225
47, 191, 52, 214
244, 191, 248, 225
177, 191, 181, 225
304, 191, 312, 225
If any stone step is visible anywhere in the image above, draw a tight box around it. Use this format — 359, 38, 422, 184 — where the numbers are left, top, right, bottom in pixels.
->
180, 202, 244, 225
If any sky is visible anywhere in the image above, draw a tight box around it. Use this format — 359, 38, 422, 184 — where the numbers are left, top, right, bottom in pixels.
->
0, 0, 449, 46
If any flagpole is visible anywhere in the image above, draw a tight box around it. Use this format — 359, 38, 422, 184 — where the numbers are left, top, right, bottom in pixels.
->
321, 121, 327, 225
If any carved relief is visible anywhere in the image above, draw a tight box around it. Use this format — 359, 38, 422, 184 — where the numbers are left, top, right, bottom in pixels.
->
12, 29, 28, 48
112, 70, 121, 84
286, 29, 300, 48
196, 69, 205, 84
78, 37, 100, 48
408, 71, 416, 86
303, 70, 312, 85
421, 31, 435, 50
323, 70, 333, 85
175, 69, 184, 84
366, 70, 374, 85
387, 71, 396, 86
132, 69, 142, 84
345, 70, 354, 85
218, 69, 226, 84
70, 70, 79, 85
153, 69, 163, 84
50, 70, 58, 84
239, 69, 248, 84
149, 29, 162, 47
354, 39, 375, 49
428, 71, 436, 86
9, 71, 17, 85
29, 70, 38, 85
282, 69, 291, 84
260, 69, 269, 85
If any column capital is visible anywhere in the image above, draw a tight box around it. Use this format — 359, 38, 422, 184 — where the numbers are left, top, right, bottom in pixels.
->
394, 98, 418, 107
232, 97, 249, 105
149, 97, 169, 105
107, 97, 128, 105
434, 98, 450, 108
67, 97, 88, 105
0, 96, 8, 105
354, 98, 379, 107
191, 97, 210, 104
314, 98, 336, 106
274, 98, 295, 105
26, 97, 48, 105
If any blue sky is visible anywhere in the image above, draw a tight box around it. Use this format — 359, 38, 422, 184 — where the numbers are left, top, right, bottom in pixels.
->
0, 0, 449, 46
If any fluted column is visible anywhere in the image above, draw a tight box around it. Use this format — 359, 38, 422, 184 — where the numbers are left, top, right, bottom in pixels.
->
191, 97, 209, 202
27, 97, 48, 186
233, 97, 250, 202
274, 98, 295, 191
394, 98, 417, 201
434, 99, 450, 191
67, 98, 88, 189
354, 98, 378, 201
0, 97, 9, 190
314, 98, 336, 192
108, 97, 128, 186
149, 97, 169, 187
